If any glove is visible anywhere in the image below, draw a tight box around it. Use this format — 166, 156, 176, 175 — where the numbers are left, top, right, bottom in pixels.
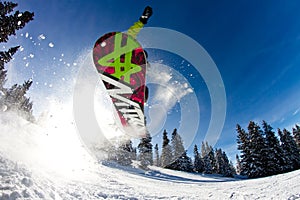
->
139, 6, 153, 24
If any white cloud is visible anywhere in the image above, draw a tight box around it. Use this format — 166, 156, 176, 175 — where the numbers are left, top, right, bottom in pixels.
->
293, 107, 300, 116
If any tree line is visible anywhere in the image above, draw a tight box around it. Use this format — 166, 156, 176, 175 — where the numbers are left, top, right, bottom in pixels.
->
100, 128, 236, 177
236, 120, 300, 178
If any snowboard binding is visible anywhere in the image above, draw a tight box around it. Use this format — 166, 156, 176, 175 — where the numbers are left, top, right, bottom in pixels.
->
139, 6, 153, 24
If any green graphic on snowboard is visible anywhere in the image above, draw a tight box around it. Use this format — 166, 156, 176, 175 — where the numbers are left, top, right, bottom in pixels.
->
97, 33, 142, 84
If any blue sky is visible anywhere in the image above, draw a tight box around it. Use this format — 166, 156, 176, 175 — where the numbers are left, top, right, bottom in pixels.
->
5, 0, 300, 160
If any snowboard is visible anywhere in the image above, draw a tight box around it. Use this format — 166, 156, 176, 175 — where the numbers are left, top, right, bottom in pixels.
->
93, 32, 147, 137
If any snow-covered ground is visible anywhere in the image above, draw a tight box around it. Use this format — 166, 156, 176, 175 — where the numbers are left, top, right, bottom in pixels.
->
1, 111, 300, 200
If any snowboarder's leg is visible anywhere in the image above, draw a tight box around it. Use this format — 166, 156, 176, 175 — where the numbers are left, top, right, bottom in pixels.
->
127, 21, 144, 39
127, 6, 153, 39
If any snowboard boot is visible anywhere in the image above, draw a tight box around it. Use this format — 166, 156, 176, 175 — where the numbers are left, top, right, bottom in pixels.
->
139, 6, 153, 24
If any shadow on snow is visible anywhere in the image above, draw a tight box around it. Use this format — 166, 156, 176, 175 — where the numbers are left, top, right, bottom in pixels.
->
101, 161, 237, 184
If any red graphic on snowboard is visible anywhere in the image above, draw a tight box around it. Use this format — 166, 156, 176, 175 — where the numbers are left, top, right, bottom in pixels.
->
93, 32, 147, 135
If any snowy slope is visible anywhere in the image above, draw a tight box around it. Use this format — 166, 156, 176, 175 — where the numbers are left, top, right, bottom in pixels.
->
1, 111, 300, 200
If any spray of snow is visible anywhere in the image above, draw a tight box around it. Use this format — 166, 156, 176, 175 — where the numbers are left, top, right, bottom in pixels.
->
48, 42, 54, 48
38, 34, 46, 40
148, 62, 193, 111
146, 61, 196, 137
0, 107, 98, 181
72, 49, 128, 146
0, 47, 105, 181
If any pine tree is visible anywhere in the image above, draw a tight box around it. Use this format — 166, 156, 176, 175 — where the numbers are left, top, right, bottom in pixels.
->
193, 144, 204, 173
215, 148, 225, 175
201, 141, 208, 158
0, 46, 19, 91
203, 153, 212, 174
236, 124, 252, 176
0, 1, 34, 43
160, 130, 172, 167
215, 148, 234, 177
279, 129, 300, 171
278, 129, 292, 172
236, 154, 241, 175
168, 128, 186, 170
207, 146, 216, 173
138, 131, 153, 168
116, 140, 134, 166
0, 1, 33, 72
2, 79, 33, 119
154, 144, 160, 167
247, 121, 268, 178
173, 150, 193, 172
201, 142, 213, 174
292, 125, 300, 150
171, 129, 185, 159
229, 161, 236, 177
262, 121, 285, 175
222, 151, 235, 177
132, 147, 137, 161
0, 2, 34, 120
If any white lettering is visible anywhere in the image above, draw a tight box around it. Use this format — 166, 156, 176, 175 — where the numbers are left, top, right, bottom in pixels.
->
100, 74, 145, 129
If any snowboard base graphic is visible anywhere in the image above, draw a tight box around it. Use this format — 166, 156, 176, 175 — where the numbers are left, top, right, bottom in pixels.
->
93, 32, 147, 137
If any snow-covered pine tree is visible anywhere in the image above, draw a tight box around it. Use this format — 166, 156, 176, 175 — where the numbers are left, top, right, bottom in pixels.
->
116, 140, 134, 166
168, 134, 193, 171
215, 148, 225, 175
207, 144, 216, 174
236, 124, 251, 176
0, 2, 34, 120
292, 125, 300, 150
201, 141, 207, 158
168, 128, 186, 170
3, 79, 34, 120
278, 129, 292, 172
138, 131, 153, 168
0, 1, 34, 43
154, 144, 160, 167
203, 153, 212, 174
235, 154, 241, 175
214, 148, 233, 176
160, 130, 172, 167
171, 129, 185, 159
279, 129, 300, 171
201, 141, 213, 174
193, 144, 204, 173
229, 161, 237, 176
222, 151, 235, 177
247, 121, 268, 178
0, 46, 19, 90
262, 121, 285, 175
173, 150, 193, 172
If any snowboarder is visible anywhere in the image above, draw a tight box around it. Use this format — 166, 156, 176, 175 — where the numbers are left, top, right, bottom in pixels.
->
93, 6, 153, 137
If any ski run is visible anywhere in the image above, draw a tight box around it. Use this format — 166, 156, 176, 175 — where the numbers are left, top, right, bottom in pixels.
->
1, 112, 300, 200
